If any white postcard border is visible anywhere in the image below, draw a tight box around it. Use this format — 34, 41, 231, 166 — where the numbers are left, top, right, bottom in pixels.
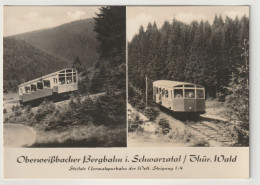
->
1, 0, 260, 185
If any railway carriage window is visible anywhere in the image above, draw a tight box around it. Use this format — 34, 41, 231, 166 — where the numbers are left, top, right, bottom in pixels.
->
66, 69, 72, 73
66, 73, 73, 84
165, 90, 168, 98
43, 80, 50, 88
159, 88, 161, 93
59, 74, 66, 84
185, 89, 195, 98
25, 86, 30, 94
31, 84, 36, 92
59, 77, 65, 84
156, 87, 159, 94
174, 89, 183, 98
66, 76, 73, 84
196, 89, 204, 98
174, 85, 183, 88
196, 85, 203, 88
184, 84, 195, 88
162, 89, 165, 97
37, 82, 43, 90
53, 78, 58, 84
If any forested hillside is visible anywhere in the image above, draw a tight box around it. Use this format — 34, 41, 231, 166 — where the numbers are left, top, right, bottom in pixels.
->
3, 37, 69, 92
4, 18, 99, 92
4, 6, 127, 147
12, 18, 98, 68
128, 15, 249, 99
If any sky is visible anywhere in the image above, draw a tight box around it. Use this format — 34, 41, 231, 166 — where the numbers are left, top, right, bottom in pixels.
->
3, 6, 100, 36
3, 6, 249, 38
127, 6, 249, 41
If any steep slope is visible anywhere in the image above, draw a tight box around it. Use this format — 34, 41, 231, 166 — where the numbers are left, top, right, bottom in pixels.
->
12, 18, 98, 67
3, 37, 69, 92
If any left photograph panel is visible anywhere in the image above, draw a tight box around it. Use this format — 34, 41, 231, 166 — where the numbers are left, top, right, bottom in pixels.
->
3, 6, 127, 147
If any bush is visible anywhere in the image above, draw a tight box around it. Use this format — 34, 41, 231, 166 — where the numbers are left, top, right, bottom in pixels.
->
135, 101, 146, 111
158, 118, 171, 135
233, 126, 249, 146
216, 92, 225, 102
11, 104, 20, 112
192, 138, 209, 147
5, 90, 127, 146
128, 84, 159, 122
34, 101, 56, 123
128, 114, 144, 132
143, 107, 159, 122
37, 92, 126, 130
6, 104, 34, 124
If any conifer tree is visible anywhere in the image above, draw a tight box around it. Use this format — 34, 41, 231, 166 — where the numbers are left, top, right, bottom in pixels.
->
225, 39, 249, 145
128, 14, 249, 101
94, 6, 126, 66
72, 56, 84, 73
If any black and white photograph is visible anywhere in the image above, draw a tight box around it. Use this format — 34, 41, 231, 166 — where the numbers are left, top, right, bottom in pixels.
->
3, 6, 127, 147
127, 6, 249, 147
1, 3, 257, 181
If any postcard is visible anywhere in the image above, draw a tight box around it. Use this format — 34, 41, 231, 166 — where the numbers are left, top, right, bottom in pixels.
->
2, 5, 249, 179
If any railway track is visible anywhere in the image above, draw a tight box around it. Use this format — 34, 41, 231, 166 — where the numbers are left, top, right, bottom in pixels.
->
146, 99, 235, 146
186, 120, 234, 145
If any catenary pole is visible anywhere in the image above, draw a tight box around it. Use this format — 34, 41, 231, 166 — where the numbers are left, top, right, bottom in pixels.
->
146, 75, 148, 106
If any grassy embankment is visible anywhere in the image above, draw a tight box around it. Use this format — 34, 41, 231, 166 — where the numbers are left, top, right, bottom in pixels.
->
4, 92, 126, 147
128, 86, 211, 147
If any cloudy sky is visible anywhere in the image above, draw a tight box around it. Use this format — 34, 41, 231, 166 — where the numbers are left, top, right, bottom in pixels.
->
3, 6, 100, 36
4, 6, 249, 38
127, 6, 249, 41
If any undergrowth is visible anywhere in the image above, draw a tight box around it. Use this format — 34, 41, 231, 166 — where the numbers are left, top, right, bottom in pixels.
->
5, 92, 126, 147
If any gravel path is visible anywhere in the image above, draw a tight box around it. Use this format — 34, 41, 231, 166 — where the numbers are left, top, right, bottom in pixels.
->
4, 123, 36, 147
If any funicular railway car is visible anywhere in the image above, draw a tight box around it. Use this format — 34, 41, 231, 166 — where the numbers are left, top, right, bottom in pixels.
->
18, 68, 78, 105
153, 80, 205, 115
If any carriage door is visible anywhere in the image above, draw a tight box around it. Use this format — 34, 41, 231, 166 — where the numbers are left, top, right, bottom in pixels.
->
158, 88, 162, 104
153, 86, 156, 101
166, 89, 171, 108
170, 89, 173, 110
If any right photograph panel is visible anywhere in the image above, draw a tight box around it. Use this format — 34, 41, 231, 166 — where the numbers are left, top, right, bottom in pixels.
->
127, 6, 249, 147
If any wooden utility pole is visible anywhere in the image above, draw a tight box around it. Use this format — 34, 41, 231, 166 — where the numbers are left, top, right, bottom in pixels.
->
146, 76, 148, 106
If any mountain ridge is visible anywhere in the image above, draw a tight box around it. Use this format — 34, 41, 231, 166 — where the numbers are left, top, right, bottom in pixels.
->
4, 18, 99, 92
3, 37, 70, 92
10, 18, 98, 67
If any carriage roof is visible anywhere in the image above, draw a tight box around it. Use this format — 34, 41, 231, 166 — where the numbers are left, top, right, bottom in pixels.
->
153, 80, 201, 88
18, 68, 76, 87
